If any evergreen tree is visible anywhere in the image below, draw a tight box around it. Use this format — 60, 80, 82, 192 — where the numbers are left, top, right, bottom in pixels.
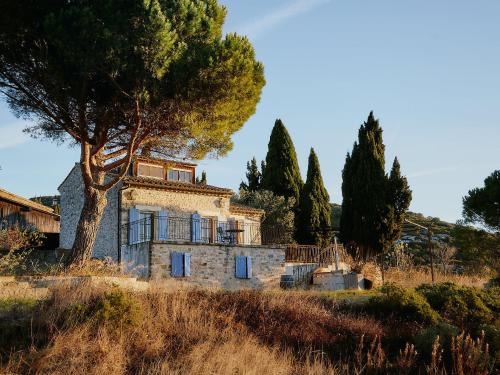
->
261, 119, 303, 203
340, 112, 396, 258
240, 157, 262, 191
462, 170, 500, 231
297, 148, 332, 247
385, 157, 412, 245
196, 171, 207, 185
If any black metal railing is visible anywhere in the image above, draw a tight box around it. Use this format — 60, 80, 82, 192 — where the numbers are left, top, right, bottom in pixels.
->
122, 216, 287, 246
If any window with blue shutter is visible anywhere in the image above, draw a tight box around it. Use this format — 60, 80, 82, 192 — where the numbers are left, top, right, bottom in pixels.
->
235, 256, 252, 279
157, 210, 169, 241
171, 252, 191, 277
191, 213, 202, 243
128, 208, 140, 245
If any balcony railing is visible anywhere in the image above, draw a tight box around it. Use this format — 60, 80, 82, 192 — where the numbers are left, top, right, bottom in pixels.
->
122, 216, 287, 246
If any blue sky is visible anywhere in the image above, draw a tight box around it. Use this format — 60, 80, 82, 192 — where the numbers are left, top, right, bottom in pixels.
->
0, 0, 499, 222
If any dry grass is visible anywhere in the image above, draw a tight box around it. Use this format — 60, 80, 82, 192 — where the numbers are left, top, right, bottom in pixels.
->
0, 284, 496, 374
384, 267, 488, 289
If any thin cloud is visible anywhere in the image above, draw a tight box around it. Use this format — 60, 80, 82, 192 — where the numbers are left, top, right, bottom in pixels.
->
407, 165, 463, 179
237, 0, 332, 39
0, 121, 29, 149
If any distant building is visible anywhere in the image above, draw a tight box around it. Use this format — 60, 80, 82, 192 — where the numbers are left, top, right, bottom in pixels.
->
0, 187, 60, 249
0, 187, 60, 234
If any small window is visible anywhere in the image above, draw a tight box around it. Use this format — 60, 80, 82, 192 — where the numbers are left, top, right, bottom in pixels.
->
235, 256, 252, 279
171, 252, 191, 277
138, 163, 164, 179
168, 170, 178, 181
167, 168, 193, 183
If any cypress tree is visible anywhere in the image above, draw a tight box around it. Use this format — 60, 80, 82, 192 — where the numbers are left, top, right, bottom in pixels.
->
297, 148, 332, 247
261, 119, 303, 203
200, 171, 207, 185
196, 171, 207, 185
340, 112, 389, 258
385, 157, 412, 244
240, 157, 262, 192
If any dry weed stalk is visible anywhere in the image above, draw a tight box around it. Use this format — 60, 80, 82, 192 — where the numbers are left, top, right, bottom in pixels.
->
428, 336, 444, 375
451, 332, 491, 375
396, 343, 418, 374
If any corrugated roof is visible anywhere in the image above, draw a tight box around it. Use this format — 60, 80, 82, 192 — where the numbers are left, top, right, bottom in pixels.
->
123, 176, 233, 196
0, 188, 58, 216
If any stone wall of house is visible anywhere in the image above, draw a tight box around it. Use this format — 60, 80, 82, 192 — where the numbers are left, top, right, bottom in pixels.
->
121, 186, 232, 218
150, 242, 285, 289
58, 165, 120, 260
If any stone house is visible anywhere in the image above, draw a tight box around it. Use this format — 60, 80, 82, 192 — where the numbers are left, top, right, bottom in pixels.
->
59, 157, 285, 288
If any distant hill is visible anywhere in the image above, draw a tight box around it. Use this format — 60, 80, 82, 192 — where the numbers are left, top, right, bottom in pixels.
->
330, 203, 455, 240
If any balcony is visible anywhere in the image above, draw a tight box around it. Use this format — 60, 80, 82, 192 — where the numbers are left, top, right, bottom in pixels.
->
122, 216, 286, 246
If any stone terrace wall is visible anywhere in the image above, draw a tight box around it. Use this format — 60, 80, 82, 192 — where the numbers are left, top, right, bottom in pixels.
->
150, 242, 285, 289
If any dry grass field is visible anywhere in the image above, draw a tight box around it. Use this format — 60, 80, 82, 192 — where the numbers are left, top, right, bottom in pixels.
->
0, 281, 496, 375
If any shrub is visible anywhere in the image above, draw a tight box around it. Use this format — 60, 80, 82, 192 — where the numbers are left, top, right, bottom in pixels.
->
367, 283, 439, 324
416, 282, 494, 328
481, 286, 500, 314
480, 323, 500, 362
67, 289, 142, 329
0, 227, 44, 275
414, 322, 460, 361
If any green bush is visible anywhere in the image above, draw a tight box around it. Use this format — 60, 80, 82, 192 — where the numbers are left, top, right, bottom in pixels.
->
414, 322, 460, 360
416, 283, 494, 329
367, 283, 439, 324
481, 286, 500, 314
480, 323, 500, 361
67, 289, 142, 329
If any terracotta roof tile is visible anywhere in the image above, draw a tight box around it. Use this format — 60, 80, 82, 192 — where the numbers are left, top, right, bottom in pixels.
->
123, 176, 233, 196
229, 203, 265, 215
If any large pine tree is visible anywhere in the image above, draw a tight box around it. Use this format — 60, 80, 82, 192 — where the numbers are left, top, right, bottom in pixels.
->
297, 148, 332, 246
261, 119, 303, 203
340, 112, 411, 258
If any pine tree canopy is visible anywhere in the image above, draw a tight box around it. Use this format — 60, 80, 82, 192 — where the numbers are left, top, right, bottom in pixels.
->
340, 112, 411, 259
261, 119, 303, 203
462, 170, 500, 231
297, 148, 332, 247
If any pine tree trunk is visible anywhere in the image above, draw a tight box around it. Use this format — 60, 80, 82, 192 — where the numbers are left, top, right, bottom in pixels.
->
66, 187, 107, 266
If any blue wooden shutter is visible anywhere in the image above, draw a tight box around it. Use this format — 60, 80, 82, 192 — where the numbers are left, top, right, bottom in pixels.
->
235, 256, 247, 279
183, 253, 191, 277
246, 256, 252, 279
191, 213, 202, 243
158, 210, 169, 241
128, 208, 139, 245
171, 252, 184, 277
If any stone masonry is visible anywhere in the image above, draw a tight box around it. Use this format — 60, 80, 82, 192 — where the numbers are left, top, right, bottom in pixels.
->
150, 242, 286, 289
58, 164, 120, 260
